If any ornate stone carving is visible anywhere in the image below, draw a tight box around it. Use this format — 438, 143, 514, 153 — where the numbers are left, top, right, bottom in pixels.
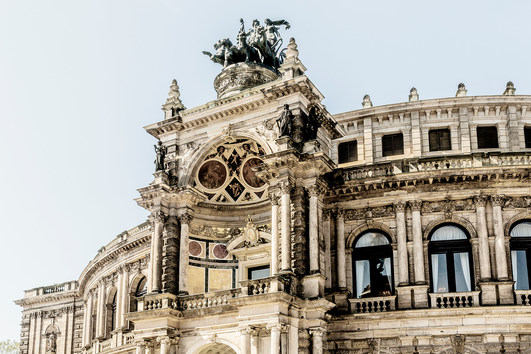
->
451, 335, 465, 354
307, 184, 321, 198
504, 196, 531, 208
491, 194, 505, 207
243, 216, 262, 247
473, 195, 488, 207
409, 200, 423, 211
367, 338, 380, 354
394, 202, 406, 214
280, 181, 292, 194
178, 213, 193, 225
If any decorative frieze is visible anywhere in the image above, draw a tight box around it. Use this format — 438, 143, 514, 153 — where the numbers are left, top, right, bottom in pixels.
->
504, 196, 531, 209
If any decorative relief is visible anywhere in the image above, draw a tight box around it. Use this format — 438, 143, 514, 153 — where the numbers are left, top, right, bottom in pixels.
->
421, 198, 475, 214
504, 196, 531, 209
451, 335, 465, 354
194, 138, 267, 203
242, 216, 262, 247
343, 205, 394, 221
490, 194, 505, 207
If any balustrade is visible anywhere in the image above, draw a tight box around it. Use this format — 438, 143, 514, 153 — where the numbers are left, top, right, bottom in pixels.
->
429, 291, 480, 309
514, 290, 531, 305
179, 289, 241, 310
348, 296, 396, 313
240, 275, 292, 296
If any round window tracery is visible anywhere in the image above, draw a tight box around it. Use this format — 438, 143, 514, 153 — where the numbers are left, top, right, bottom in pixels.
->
194, 138, 267, 203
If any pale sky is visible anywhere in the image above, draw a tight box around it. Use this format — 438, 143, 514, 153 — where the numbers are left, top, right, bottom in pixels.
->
1, 0, 530, 340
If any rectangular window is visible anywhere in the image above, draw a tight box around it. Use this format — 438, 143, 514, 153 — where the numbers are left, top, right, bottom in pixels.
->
382, 133, 404, 156
429, 129, 452, 151
477, 126, 499, 149
525, 127, 531, 148
338, 140, 358, 163
248, 265, 270, 280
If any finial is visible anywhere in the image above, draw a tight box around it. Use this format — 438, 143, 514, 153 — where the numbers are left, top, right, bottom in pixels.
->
362, 94, 373, 108
503, 81, 516, 95
409, 87, 419, 102
162, 79, 185, 115
456, 83, 467, 97
285, 38, 299, 63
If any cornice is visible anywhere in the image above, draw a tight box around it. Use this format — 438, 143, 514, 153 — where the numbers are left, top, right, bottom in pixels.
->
15, 291, 78, 307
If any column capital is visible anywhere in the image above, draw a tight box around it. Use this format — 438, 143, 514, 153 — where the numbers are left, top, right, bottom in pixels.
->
491, 194, 505, 207
323, 209, 331, 220
178, 213, 193, 225
239, 327, 252, 336
150, 210, 166, 224
409, 200, 423, 211
309, 328, 324, 337
270, 194, 280, 206
280, 181, 292, 194
474, 195, 488, 207
156, 336, 178, 345
307, 184, 322, 198
394, 202, 406, 214
336, 208, 344, 219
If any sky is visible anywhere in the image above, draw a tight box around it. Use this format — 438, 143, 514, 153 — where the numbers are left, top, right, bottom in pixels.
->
1, 0, 530, 341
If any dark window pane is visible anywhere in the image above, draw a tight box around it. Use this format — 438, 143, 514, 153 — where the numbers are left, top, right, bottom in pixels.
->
431, 253, 449, 293
338, 141, 357, 163
477, 126, 499, 148
525, 127, 531, 148
511, 250, 530, 290
429, 129, 451, 151
382, 133, 404, 156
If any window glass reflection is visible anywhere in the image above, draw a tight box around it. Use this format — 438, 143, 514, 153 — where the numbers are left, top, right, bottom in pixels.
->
512, 250, 530, 290
431, 253, 448, 293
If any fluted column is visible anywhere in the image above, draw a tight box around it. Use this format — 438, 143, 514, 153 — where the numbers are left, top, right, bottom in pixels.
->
492, 195, 509, 279
336, 209, 346, 289
240, 328, 251, 354
115, 268, 124, 329
308, 185, 320, 273
395, 202, 409, 285
120, 265, 129, 329
309, 328, 324, 354
269, 324, 281, 354
409, 201, 425, 283
474, 195, 492, 280
149, 210, 166, 293
280, 182, 292, 272
271, 195, 280, 275
178, 213, 193, 294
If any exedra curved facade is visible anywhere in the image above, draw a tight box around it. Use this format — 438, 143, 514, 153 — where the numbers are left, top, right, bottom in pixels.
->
16, 27, 531, 354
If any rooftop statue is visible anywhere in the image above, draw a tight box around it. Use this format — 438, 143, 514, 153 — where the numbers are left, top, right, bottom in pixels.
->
203, 18, 290, 71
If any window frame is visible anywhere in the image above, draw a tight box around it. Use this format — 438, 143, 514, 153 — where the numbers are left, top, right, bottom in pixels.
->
429, 128, 452, 151
476, 126, 499, 149
382, 133, 404, 157
247, 264, 270, 280
352, 230, 394, 298
428, 223, 474, 293
524, 127, 531, 148
510, 220, 531, 290
338, 140, 358, 164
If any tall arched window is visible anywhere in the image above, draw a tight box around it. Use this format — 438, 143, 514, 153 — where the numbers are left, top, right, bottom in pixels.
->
510, 220, 531, 290
429, 224, 473, 293
130, 277, 147, 312
352, 231, 394, 298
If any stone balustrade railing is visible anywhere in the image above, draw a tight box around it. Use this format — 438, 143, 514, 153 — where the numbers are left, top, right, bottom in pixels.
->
342, 152, 531, 182
123, 333, 135, 345
429, 291, 480, 309
179, 289, 241, 310
514, 290, 531, 305
348, 295, 397, 313
140, 293, 178, 311
239, 275, 293, 296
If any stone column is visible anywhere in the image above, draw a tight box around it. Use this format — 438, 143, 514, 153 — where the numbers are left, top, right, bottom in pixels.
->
492, 195, 509, 279
395, 202, 409, 285
271, 196, 280, 275
115, 268, 124, 329
269, 324, 281, 354
308, 185, 320, 273
280, 182, 292, 272
178, 213, 193, 294
120, 265, 129, 329
309, 328, 324, 354
83, 293, 93, 347
280, 324, 289, 354
162, 217, 180, 294
149, 211, 166, 293
135, 340, 146, 354
250, 328, 260, 354
336, 209, 346, 289
240, 328, 251, 354
95, 282, 105, 338
474, 195, 492, 280
409, 201, 425, 283
323, 211, 332, 289
157, 337, 170, 354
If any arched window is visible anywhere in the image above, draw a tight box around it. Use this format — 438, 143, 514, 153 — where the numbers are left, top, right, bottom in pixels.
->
352, 231, 394, 298
429, 224, 473, 293
130, 277, 147, 312
510, 221, 531, 290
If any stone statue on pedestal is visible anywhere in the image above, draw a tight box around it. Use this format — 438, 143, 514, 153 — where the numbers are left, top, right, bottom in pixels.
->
154, 141, 167, 171
276, 104, 293, 138
46, 333, 56, 353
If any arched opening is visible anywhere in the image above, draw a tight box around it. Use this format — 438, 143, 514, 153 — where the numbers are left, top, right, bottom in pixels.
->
510, 220, 531, 290
352, 230, 394, 298
105, 287, 118, 337
197, 343, 237, 354
428, 224, 473, 293
130, 276, 147, 312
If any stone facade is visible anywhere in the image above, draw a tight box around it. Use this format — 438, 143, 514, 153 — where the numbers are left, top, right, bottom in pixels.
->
16, 38, 531, 354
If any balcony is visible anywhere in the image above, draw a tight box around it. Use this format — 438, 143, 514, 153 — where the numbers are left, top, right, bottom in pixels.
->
179, 288, 241, 310
429, 291, 480, 309
349, 295, 397, 313
514, 290, 531, 305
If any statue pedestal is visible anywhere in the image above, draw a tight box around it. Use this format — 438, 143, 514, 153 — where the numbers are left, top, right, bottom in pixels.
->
214, 63, 278, 99
275, 136, 295, 151
152, 171, 169, 185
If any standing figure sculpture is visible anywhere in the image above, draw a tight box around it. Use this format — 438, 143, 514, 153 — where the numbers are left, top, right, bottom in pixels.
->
276, 104, 293, 138
46, 333, 57, 353
264, 18, 290, 66
154, 141, 167, 171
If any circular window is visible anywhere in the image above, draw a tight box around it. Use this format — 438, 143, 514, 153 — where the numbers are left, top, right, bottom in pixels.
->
197, 160, 227, 190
